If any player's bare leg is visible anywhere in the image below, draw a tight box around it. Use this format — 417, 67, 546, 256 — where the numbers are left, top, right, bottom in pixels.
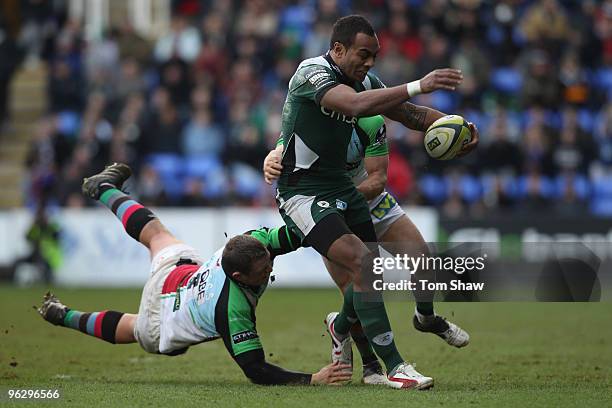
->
38, 163, 182, 345
316, 219, 432, 389
381, 215, 469, 348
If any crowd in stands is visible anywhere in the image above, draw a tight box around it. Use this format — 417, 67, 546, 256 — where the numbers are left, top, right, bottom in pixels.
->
18, 0, 612, 217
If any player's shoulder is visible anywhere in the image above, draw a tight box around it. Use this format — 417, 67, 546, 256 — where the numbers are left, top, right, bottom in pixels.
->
290, 56, 336, 89
364, 71, 386, 90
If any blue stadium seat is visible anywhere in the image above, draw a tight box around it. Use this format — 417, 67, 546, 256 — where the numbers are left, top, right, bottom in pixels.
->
593, 68, 612, 96
553, 174, 590, 200
419, 175, 448, 205
146, 153, 183, 179
182, 155, 226, 198
490, 67, 523, 94
458, 175, 483, 203
591, 175, 612, 216
516, 175, 555, 199
231, 163, 264, 199
184, 155, 222, 179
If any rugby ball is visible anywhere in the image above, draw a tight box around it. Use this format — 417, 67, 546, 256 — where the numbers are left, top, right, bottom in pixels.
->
424, 115, 471, 160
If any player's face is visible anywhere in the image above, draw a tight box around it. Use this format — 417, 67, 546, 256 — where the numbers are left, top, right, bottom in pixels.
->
239, 250, 273, 287
337, 33, 380, 82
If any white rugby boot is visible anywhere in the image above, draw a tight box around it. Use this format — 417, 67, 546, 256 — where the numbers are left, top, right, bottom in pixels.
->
387, 362, 434, 390
324, 312, 353, 377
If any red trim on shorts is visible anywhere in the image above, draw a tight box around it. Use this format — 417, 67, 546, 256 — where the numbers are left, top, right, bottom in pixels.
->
161, 264, 200, 294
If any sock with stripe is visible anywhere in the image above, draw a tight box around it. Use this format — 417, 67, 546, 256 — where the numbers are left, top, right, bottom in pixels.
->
98, 184, 156, 241
62, 309, 124, 344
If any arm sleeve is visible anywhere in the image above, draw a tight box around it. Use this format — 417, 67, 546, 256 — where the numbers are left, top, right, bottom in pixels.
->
246, 225, 302, 257
291, 65, 339, 105
215, 281, 312, 385
356, 115, 389, 158
235, 349, 312, 385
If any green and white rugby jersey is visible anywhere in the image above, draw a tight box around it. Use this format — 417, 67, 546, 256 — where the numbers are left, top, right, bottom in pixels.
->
158, 226, 299, 357
278, 53, 386, 196
276, 114, 389, 196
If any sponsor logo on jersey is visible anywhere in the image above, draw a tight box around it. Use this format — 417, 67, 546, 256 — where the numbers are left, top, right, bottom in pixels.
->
372, 331, 394, 346
232, 330, 259, 344
336, 199, 347, 211
320, 106, 357, 125
317, 200, 330, 208
307, 71, 332, 87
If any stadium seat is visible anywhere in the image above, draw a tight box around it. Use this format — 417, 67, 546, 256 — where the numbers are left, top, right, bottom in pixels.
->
184, 155, 222, 178
419, 175, 448, 205
184, 155, 226, 198
231, 163, 264, 199
146, 154, 183, 180
458, 175, 483, 204
490, 67, 523, 94
553, 174, 590, 200
515, 175, 555, 199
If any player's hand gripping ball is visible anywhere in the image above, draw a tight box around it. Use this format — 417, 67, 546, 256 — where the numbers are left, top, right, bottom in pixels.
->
424, 115, 472, 160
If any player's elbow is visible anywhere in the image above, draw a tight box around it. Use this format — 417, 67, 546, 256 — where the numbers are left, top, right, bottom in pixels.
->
241, 361, 271, 385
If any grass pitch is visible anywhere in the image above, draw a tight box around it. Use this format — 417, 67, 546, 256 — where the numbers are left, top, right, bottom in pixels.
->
1, 286, 610, 407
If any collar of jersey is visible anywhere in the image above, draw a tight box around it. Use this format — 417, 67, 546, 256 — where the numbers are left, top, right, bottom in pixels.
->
324, 51, 354, 86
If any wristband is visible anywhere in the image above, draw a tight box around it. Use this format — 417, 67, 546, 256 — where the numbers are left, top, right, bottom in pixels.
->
406, 80, 422, 97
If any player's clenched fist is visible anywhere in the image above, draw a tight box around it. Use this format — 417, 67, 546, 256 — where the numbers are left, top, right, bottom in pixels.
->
419, 68, 463, 93
263, 145, 283, 184
310, 361, 353, 385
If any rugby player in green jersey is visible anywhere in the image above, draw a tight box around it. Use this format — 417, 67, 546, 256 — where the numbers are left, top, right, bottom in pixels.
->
38, 163, 351, 386
274, 15, 478, 389
265, 115, 475, 385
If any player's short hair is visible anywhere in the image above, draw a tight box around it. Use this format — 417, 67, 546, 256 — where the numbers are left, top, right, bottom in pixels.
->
330, 15, 375, 49
221, 235, 268, 276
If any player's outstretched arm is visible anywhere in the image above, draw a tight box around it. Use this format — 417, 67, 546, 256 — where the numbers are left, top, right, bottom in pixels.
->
383, 101, 446, 132
234, 349, 351, 385
320, 68, 463, 118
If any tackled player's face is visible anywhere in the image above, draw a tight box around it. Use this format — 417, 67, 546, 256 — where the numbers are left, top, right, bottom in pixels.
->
237, 250, 273, 287
334, 33, 380, 83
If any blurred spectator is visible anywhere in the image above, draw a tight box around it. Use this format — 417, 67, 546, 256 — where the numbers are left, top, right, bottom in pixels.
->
48, 59, 83, 112
0, 19, 24, 131
11, 204, 62, 284
141, 88, 184, 155
520, 0, 570, 59
15, 1, 609, 215
182, 108, 225, 156
154, 15, 201, 63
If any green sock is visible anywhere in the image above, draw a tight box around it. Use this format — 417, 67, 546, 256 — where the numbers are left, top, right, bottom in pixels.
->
353, 291, 403, 373
333, 284, 357, 335
350, 324, 378, 365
